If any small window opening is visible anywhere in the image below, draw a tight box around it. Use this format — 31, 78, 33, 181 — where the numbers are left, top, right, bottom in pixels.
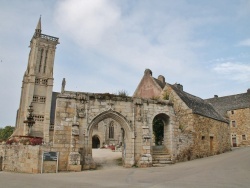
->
232, 121, 236, 127
242, 135, 246, 140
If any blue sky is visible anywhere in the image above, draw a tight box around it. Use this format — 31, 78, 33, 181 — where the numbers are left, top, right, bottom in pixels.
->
0, 0, 249, 127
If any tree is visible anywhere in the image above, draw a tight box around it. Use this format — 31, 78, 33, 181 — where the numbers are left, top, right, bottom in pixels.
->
0, 126, 15, 141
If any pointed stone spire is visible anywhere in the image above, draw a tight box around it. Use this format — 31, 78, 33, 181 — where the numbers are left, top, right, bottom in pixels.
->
34, 16, 42, 37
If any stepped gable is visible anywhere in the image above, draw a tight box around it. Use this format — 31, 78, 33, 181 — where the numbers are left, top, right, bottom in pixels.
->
206, 90, 250, 117
170, 84, 227, 123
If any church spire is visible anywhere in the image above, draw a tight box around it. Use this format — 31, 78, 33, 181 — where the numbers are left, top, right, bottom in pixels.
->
34, 16, 42, 37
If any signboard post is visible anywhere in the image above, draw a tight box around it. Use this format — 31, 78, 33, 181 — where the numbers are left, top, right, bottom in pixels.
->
41, 151, 59, 173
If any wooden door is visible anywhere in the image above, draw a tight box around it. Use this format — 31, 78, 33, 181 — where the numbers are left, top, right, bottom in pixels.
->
210, 136, 213, 152
0, 156, 2, 171
232, 137, 237, 147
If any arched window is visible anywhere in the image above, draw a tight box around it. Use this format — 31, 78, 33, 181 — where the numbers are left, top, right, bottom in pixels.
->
39, 49, 43, 73
109, 121, 114, 139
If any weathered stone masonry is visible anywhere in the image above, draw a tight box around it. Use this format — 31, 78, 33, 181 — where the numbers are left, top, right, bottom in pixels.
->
53, 91, 177, 169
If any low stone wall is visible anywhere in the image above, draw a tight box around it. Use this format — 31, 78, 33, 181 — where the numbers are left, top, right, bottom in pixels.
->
0, 144, 80, 174
0, 144, 40, 173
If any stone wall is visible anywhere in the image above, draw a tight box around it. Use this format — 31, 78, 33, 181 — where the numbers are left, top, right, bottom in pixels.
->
165, 85, 231, 162
0, 145, 40, 173
0, 144, 78, 173
228, 108, 250, 146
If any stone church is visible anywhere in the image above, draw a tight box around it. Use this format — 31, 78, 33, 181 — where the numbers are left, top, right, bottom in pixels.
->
0, 18, 249, 173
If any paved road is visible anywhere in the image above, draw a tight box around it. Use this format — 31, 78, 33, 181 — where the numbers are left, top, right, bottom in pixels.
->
1, 147, 250, 188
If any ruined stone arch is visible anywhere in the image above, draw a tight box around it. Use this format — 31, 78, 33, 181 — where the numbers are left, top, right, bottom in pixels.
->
86, 110, 135, 167
87, 110, 132, 135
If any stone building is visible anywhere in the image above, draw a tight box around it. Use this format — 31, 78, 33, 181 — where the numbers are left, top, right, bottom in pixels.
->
134, 69, 231, 161
0, 18, 242, 173
206, 91, 250, 147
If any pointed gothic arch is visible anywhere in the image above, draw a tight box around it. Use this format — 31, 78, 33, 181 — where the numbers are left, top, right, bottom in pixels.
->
85, 110, 134, 167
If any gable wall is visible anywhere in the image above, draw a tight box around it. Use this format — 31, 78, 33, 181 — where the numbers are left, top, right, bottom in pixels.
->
228, 108, 250, 146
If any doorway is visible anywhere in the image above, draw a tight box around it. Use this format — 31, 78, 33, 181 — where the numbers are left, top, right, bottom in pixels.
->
232, 137, 237, 147
0, 156, 3, 171
153, 118, 164, 145
92, 135, 100, 148
210, 136, 214, 152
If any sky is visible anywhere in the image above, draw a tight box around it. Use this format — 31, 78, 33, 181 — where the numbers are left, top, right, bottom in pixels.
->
0, 0, 249, 127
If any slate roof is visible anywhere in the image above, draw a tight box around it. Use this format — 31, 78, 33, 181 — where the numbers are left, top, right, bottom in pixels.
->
170, 84, 228, 123
50, 92, 60, 125
153, 78, 166, 89
206, 91, 250, 117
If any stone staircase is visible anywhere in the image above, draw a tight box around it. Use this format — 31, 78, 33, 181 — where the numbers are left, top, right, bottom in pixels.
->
152, 145, 173, 167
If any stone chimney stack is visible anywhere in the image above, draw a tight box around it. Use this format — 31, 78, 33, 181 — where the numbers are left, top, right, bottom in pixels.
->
174, 83, 183, 91
144, 69, 152, 76
158, 75, 165, 84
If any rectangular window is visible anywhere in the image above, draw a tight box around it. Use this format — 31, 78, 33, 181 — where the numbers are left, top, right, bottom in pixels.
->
33, 115, 44, 122
231, 110, 234, 114
33, 95, 39, 102
242, 135, 246, 140
39, 96, 46, 103
35, 78, 40, 84
232, 120, 236, 127
41, 79, 48, 85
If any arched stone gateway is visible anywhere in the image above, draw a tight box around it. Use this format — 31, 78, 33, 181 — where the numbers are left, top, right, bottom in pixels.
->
85, 110, 135, 168
152, 113, 170, 147
151, 113, 173, 166
53, 92, 176, 171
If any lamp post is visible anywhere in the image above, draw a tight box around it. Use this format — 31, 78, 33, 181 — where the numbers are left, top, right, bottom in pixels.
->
23, 105, 35, 136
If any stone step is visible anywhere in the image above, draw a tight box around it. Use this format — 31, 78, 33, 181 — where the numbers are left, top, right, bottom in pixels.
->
152, 160, 172, 164
152, 152, 170, 155
153, 157, 171, 161
152, 153, 171, 157
152, 164, 167, 167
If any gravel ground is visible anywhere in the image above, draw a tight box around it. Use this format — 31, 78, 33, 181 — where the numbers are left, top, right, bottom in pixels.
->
92, 148, 122, 169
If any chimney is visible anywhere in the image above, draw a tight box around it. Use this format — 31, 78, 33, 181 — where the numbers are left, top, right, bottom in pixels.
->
214, 95, 218, 98
158, 75, 165, 84
174, 83, 183, 91
144, 69, 152, 76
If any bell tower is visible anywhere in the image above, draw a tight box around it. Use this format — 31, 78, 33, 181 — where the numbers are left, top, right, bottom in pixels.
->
15, 17, 59, 143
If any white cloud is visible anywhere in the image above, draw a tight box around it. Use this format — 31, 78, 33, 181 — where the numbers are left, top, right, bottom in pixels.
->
213, 62, 250, 82
238, 38, 250, 46
54, 0, 206, 80
54, 0, 121, 46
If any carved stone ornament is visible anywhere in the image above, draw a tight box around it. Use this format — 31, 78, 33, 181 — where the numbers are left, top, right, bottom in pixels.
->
72, 124, 79, 136
77, 103, 86, 118
136, 105, 142, 121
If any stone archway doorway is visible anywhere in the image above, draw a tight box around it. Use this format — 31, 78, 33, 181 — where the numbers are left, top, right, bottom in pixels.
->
152, 113, 171, 166
85, 110, 134, 169
92, 135, 100, 148
153, 118, 164, 145
152, 113, 169, 146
